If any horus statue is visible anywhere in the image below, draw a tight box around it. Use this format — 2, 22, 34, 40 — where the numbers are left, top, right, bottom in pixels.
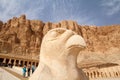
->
29, 28, 89, 80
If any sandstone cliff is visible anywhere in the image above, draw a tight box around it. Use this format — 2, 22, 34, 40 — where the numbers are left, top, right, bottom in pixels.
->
0, 15, 120, 67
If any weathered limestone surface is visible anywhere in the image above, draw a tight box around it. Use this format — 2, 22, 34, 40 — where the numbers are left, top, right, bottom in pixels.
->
0, 15, 120, 62
29, 28, 88, 80
0, 15, 120, 79
0, 15, 44, 59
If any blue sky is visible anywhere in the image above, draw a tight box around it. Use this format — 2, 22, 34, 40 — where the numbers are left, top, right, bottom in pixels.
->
0, 0, 120, 26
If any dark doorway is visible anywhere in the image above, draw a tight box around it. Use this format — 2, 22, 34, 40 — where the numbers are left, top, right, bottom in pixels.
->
0, 58, 3, 66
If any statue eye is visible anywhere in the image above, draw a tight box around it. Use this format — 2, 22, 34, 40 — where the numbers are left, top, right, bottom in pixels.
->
50, 29, 65, 38
46, 28, 67, 41
56, 29, 65, 34
50, 31, 58, 37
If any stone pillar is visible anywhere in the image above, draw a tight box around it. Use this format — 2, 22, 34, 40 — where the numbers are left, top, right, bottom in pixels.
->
27, 61, 29, 66
118, 71, 120, 77
90, 72, 92, 79
2, 58, 6, 63
116, 66, 120, 77
34, 62, 36, 67
96, 71, 99, 78
95, 71, 98, 78
114, 67, 119, 77
112, 67, 117, 77
87, 72, 90, 79
18, 60, 21, 66
93, 71, 95, 78
31, 62, 33, 65
93, 71, 96, 78
104, 72, 107, 77
36, 62, 39, 67
107, 68, 112, 77
91, 72, 93, 78
99, 72, 102, 78
8, 59, 11, 64
105, 71, 109, 77
13, 59, 16, 66
116, 72, 119, 77
86, 72, 89, 77
35, 62, 38, 67
23, 61, 25, 66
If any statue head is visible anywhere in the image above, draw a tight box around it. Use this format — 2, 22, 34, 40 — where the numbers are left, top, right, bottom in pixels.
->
40, 28, 86, 61
29, 28, 88, 80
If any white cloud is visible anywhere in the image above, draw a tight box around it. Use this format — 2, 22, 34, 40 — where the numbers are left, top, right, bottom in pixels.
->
50, 0, 97, 26
0, 0, 21, 21
101, 0, 120, 16
0, 0, 45, 22
0, 0, 97, 26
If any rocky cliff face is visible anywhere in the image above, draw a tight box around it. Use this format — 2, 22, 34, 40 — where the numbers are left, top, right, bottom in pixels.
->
0, 15, 120, 67
77, 25, 120, 68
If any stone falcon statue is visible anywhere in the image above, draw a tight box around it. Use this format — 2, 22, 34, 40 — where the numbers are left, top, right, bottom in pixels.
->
29, 28, 89, 80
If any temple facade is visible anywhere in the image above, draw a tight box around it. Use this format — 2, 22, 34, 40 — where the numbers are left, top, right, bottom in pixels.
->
0, 53, 38, 67
83, 66, 120, 79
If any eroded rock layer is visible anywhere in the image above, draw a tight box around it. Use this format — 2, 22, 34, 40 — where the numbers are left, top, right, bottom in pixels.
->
0, 15, 120, 66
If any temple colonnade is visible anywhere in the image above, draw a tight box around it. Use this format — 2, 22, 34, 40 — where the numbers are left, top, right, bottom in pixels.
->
0, 54, 38, 67
83, 66, 120, 79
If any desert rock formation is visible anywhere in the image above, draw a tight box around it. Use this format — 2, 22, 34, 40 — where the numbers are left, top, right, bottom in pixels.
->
0, 15, 120, 79
0, 15, 120, 62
